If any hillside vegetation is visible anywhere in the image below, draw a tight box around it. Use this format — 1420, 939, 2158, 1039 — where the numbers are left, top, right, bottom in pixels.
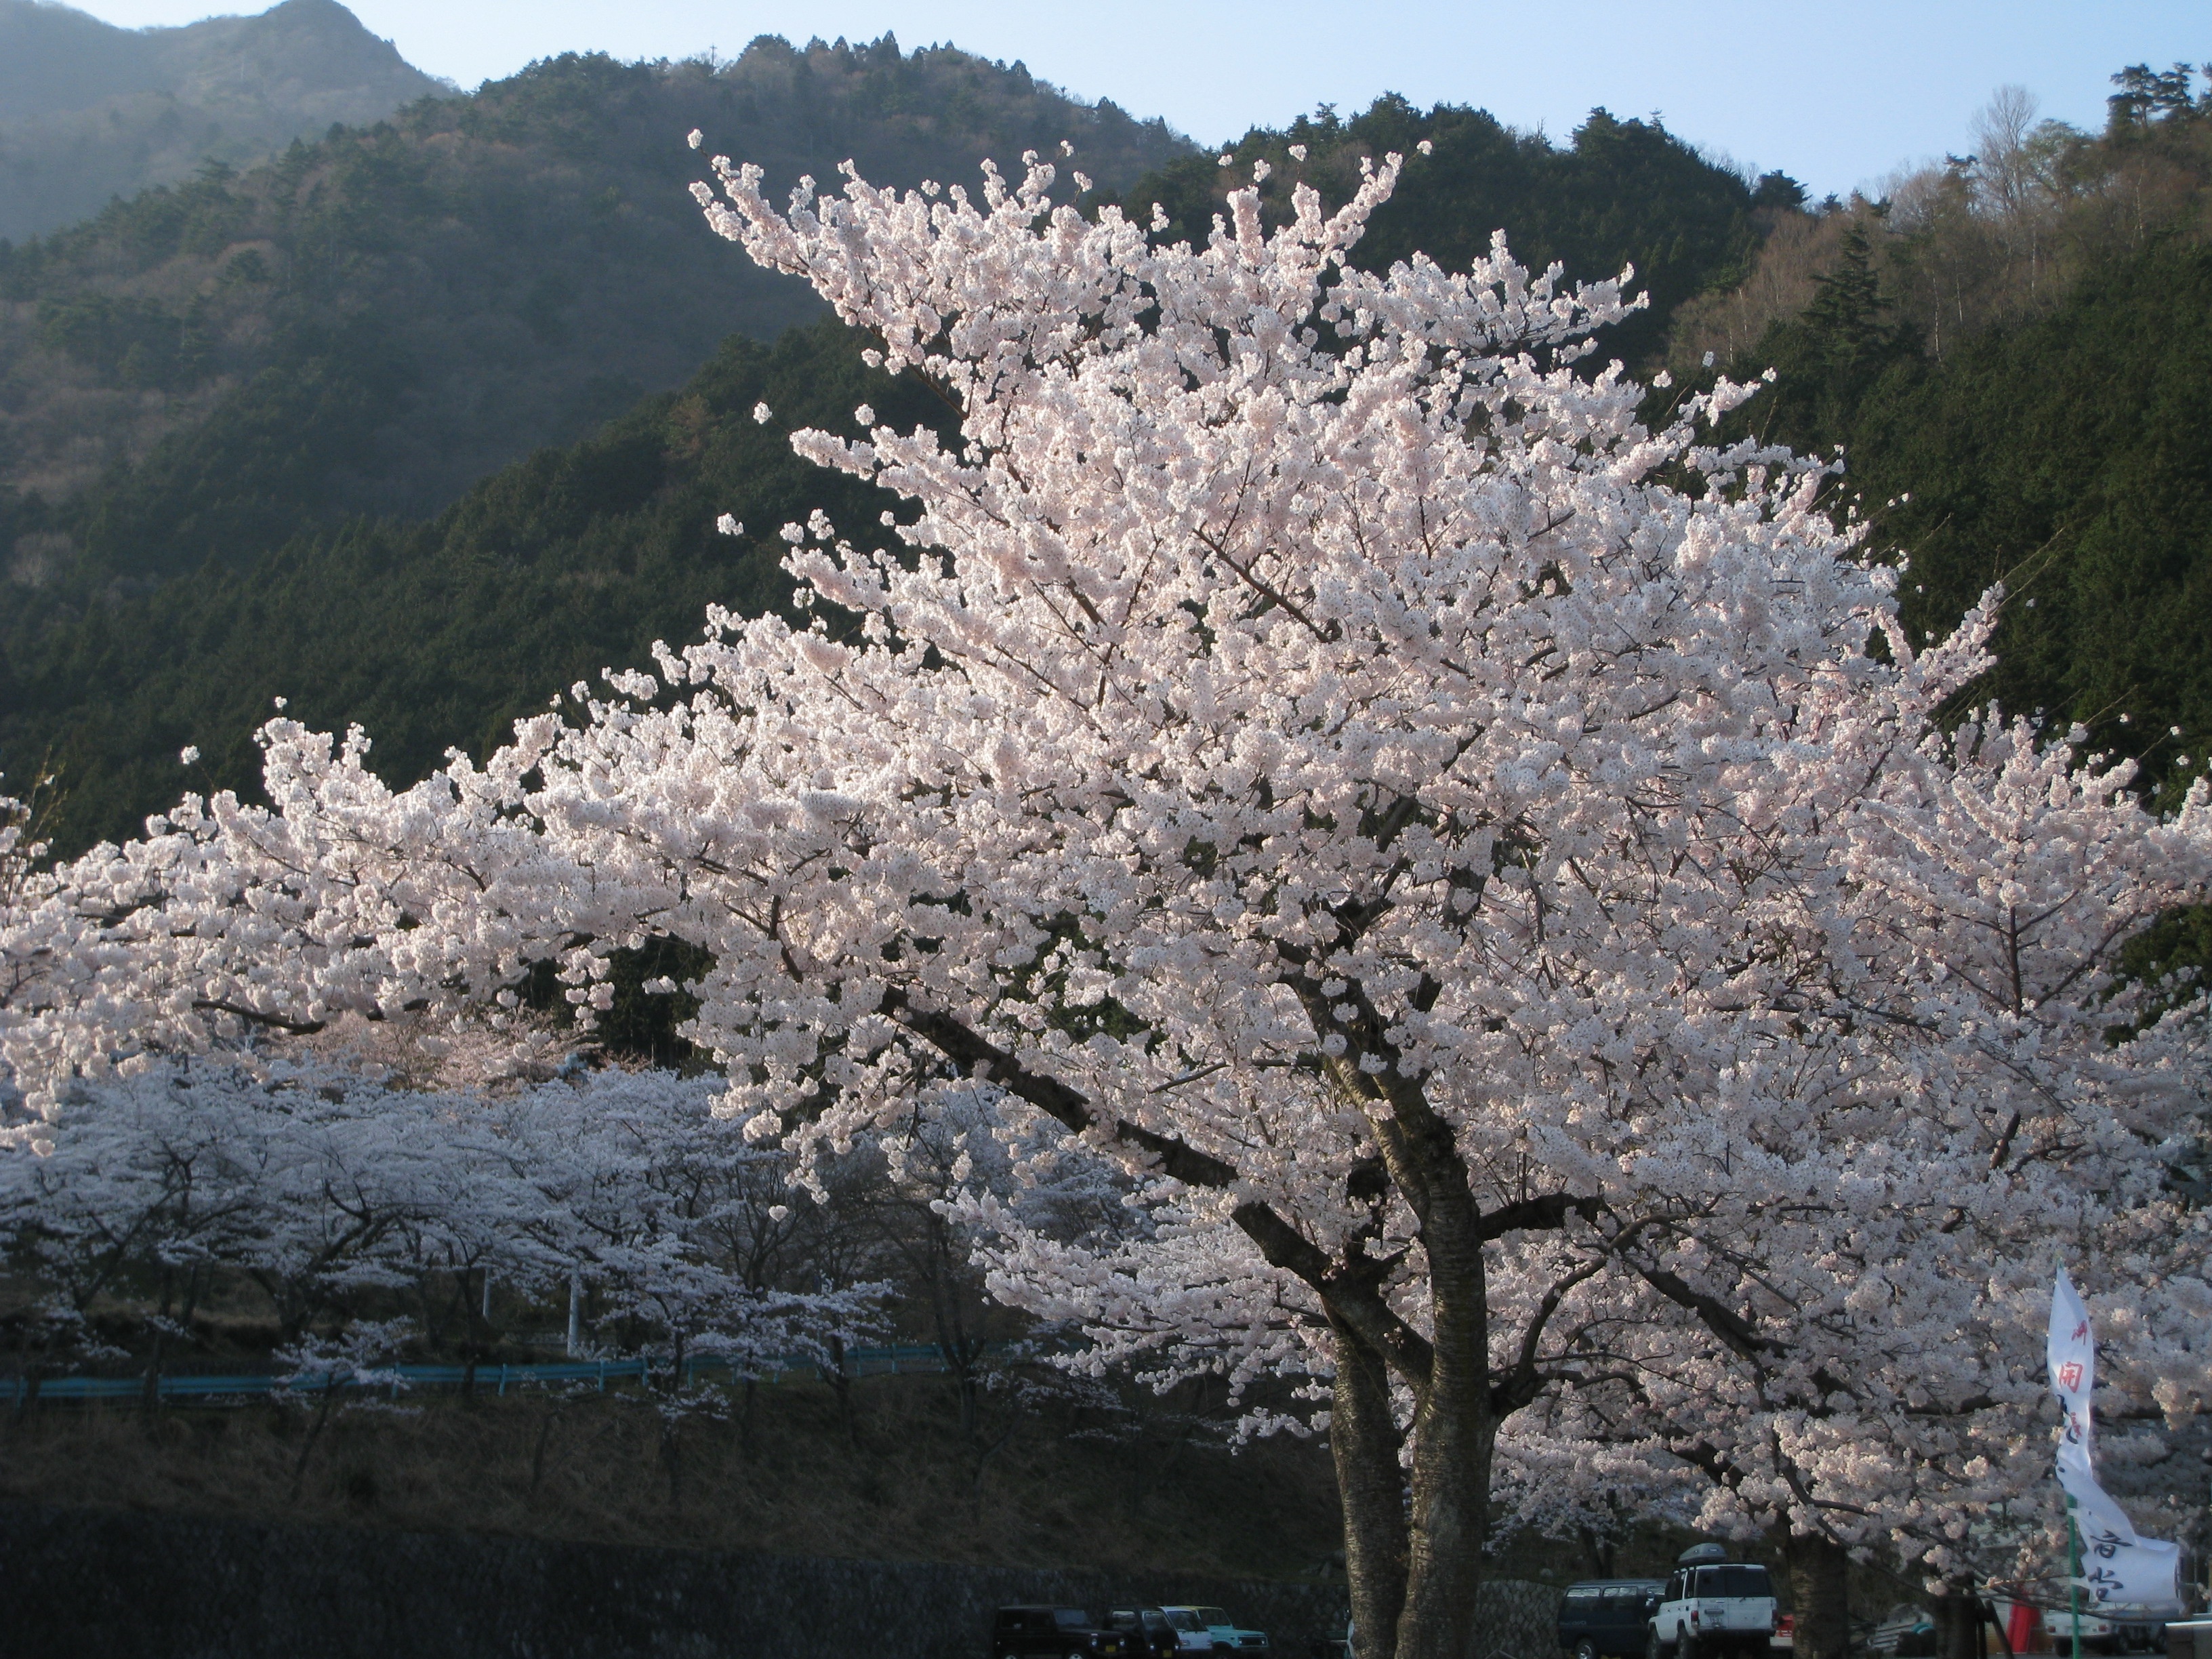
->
1689, 64, 2212, 808
1111, 93, 1786, 367
1, 317, 930, 848
0, 33, 1189, 526
0, 0, 445, 243
5, 57, 2211, 879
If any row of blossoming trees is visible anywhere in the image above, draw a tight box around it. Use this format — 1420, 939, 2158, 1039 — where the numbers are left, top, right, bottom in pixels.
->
3, 140, 2211, 1659
0, 1057, 993, 1385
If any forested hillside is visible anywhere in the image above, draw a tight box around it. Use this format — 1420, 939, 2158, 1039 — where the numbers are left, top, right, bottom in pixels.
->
0, 0, 445, 242
1110, 93, 1790, 366
1690, 64, 2212, 808
0, 35, 1189, 524
2, 318, 930, 848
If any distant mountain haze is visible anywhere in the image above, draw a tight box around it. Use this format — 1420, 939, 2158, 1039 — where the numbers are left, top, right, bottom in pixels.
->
0, 36, 1194, 533
0, 0, 447, 240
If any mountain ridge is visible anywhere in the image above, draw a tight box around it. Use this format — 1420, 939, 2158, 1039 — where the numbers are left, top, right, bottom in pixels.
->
0, 36, 1195, 535
0, 0, 449, 241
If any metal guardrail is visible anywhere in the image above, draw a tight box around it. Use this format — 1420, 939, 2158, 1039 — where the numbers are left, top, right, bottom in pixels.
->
3, 1342, 975, 1407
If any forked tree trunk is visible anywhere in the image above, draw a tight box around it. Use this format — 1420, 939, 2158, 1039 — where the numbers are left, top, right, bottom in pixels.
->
1786, 1532, 1853, 1659
1332, 1317, 1410, 1659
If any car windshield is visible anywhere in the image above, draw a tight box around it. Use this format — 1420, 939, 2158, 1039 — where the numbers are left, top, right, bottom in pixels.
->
1055, 1610, 1094, 1629
1165, 1611, 1204, 1632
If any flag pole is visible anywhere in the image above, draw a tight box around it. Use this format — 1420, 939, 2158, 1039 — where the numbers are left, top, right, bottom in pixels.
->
2068, 1496, 2083, 1659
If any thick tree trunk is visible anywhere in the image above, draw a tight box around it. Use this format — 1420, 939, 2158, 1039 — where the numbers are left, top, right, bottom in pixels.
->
1933, 1591, 1982, 1659
1332, 1317, 1409, 1659
1786, 1533, 1852, 1659
1395, 1194, 1494, 1659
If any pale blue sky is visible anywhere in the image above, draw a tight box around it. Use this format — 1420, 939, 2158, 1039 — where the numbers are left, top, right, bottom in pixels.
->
61, 0, 2209, 197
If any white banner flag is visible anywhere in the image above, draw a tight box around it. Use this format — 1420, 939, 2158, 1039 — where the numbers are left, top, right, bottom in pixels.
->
2059, 1439, 2179, 1605
2057, 1459, 2136, 1545
2049, 1267, 2096, 1475
2077, 1532, 2180, 1607
2048, 1269, 2179, 1610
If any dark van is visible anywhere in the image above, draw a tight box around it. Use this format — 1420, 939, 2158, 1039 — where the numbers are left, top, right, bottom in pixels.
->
1561, 1580, 1668, 1659
994, 1607, 1130, 1658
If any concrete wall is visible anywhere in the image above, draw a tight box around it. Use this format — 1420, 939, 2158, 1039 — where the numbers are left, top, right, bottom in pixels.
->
0, 1500, 1558, 1659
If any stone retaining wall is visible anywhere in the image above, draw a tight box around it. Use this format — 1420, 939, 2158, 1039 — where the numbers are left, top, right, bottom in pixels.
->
0, 1500, 1558, 1659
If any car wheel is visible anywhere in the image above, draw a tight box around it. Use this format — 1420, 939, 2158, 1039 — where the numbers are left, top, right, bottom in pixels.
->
1649, 1630, 1668, 1659
1679, 1635, 1699, 1659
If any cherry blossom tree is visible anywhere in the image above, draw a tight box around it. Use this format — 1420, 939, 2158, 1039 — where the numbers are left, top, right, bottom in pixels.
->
3, 144, 2211, 1659
1474, 708, 2212, 1655
0, 1063, 890, 1390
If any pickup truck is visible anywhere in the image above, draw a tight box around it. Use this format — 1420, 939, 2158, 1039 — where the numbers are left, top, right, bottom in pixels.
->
1159, 1605, 1271, 1654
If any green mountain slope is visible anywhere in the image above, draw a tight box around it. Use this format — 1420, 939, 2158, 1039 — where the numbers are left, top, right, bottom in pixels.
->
1692, 76, 2212, 809
1, 317, 937, 843
1738, 239, 2212, 811
0, 0, 447, 243
0, 35, 1193, 539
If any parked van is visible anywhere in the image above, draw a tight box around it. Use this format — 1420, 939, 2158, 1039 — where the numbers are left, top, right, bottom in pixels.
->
1559, 1581, 1668, 1659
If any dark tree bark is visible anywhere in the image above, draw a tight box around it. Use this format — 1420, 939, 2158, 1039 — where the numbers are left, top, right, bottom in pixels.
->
529, 1402, 559, 1494
1394, 1187, 1497, 1659
1933, 1591, 1982, 1659
1332, 1317, 1409, 1659
1982, 1599, 2014, 1659
888, 989, 1591, 1659
139, 1327, 164, 1417
289, 1386, 337, 1500
1786, 1533, 1853, 1659
821, 1334, 858, 1449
